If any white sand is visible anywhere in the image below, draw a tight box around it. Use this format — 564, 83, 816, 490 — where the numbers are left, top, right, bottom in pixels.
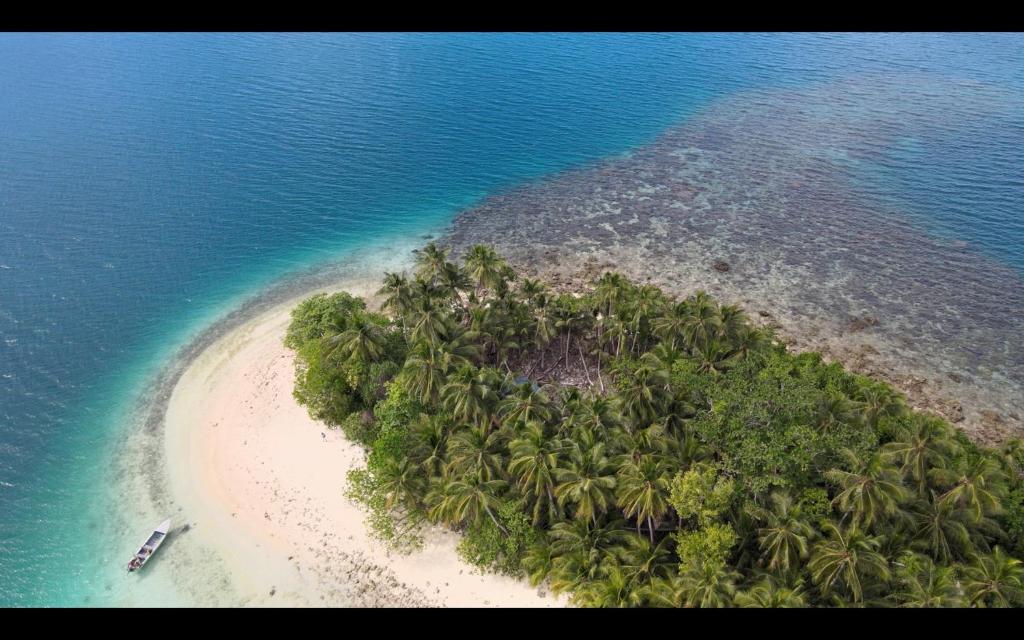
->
162, 278, 565, 607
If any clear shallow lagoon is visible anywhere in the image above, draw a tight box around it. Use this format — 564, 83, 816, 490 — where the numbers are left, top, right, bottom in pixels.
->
1, 33, 1022, 606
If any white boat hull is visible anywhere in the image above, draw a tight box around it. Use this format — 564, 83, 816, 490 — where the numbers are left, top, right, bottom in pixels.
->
127, 518, 171, 572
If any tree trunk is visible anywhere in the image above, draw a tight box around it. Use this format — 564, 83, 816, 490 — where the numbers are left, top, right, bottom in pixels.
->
578, 342, 593, 387
527, 346, 545, 377
484, 503, 508, 535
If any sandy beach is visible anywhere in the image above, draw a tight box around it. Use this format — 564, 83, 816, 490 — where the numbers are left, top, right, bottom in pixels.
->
161, 278, 565, 607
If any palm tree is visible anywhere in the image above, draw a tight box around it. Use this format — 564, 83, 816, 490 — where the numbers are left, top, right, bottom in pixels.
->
747, 492, 814, 575
464, 244, 507, 294
932, 451, 1007, 523
571, 564, 642, 607
681, 291, 721, 352
498, 382, 554, 428
437, 261, 472, 311
410, 275, 445, 304
496, 263, 517, 295
854, 381, 906, 430
441, 366, 499, 430
663, 429, 710, 475
961, 546, 1023, 607
627, 285, 663, 354
529, 305, 558, 368
594, 271, 629, 317
642, 573, 689, 607
519, 277, 547, 306
324, 313, 386, 366
467, 302, 493, 334
446, 424, 506, 482
554, 440, 618, 525
402, 344, 448, 407
825, 448, 909, 530
619, 364, 669, 427
491, 325, 520, 371
616, 455, 672, 542
551, 300, 590, 369
610, 534, 673, 585
882, 415, 959, 495
911, 493, 973, 563
441, 325, 482, 363
414, 241, 451, 282
604, 314, 630, 359
679, 557, 740, 608
999, 437, 1024, 477
808, 522, 890, 603
377, 456, 427, 511
814, 392, 861, 433
410, 413, 449, 477
402, 330, 478, 407
612, 422, 665, 467
426, 474, 508, 533
522, 536, 556, 587
378, 271, 413, 328
718, 304, 750, 343
652, 301, 689, 350
692, 338, 735, 377
575, 393, 623, 439
469, 305, 518, 367
508, 421, 565, 526
556, 387, 585, 434
891, 552, 964, 607
726, 324, 769, 361
660, 387, 697, 436
638, 344, 681, 391
409, 298, 450, 347
548, 518, 631, 589
734, 574, 808, 607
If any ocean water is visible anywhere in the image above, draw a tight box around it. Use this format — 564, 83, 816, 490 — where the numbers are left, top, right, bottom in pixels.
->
1, 33, 1022, 606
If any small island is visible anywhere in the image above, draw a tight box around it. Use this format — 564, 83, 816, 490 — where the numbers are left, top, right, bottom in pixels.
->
283, 242, 1024, 607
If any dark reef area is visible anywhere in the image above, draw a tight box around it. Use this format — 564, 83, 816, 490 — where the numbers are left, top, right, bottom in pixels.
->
445, 74, 1024, 445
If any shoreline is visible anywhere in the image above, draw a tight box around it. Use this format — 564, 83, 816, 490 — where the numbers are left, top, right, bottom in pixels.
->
110, 73, 1024, 605
154, 273, 564, 607
126, 225, 1017, 606
444, 75, 1024, 446
450, 245, 1020, 445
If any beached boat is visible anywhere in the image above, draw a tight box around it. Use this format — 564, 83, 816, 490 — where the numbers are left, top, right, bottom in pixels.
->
127, 519, 170, 572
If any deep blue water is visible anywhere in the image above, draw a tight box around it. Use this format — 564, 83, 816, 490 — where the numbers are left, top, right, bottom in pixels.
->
1, 33, 1022, 606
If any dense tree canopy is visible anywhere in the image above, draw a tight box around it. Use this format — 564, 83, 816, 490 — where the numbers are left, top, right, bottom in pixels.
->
288, 242, 1024, 607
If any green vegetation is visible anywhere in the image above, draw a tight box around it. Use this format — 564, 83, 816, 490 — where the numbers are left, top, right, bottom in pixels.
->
287, 242, 1024, 607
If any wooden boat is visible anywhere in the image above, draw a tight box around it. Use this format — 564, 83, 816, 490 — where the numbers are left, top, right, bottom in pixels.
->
127, 519, 171, 572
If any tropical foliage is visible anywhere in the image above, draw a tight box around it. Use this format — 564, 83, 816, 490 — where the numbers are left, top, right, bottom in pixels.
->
287, 243, 1024, 607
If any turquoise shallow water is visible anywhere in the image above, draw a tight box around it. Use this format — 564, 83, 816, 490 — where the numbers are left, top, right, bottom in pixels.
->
1, 33, 1023, 606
